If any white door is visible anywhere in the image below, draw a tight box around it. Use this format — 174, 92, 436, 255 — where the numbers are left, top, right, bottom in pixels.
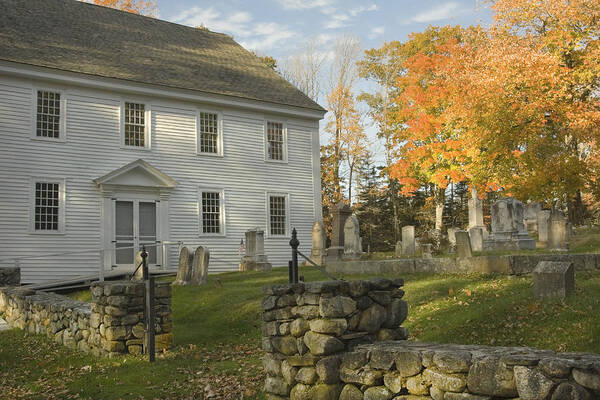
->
114, 200, 158, 268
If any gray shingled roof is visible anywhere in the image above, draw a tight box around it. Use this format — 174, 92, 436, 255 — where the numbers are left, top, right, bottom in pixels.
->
0, 0, 325, 113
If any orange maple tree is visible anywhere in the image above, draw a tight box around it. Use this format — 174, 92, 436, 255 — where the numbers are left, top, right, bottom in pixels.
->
91, 0, 156, 15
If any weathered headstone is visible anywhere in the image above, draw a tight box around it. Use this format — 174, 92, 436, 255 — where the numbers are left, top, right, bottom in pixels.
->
172, 247, 193, 285
310, 220, 326, 265
483, 198, 535, 251
524, 202, 542, 233
325, 202, 352, 260
533, 261, 574, 299
190, 246, 210, 284
421, 244, 433, 259
455, 231, 472, 259
239, 228, 272, 271
401, 226, 415, 256
395, 241, 402, 258
469, 227, 484, 252
537, 210, 551, 243
343, 215, 362, 260
468, 188, 488, 238
447, 228, 458, 246
548, 210, 568, 251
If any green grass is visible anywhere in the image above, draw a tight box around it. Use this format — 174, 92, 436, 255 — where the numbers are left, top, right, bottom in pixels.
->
1, 267, 599, 399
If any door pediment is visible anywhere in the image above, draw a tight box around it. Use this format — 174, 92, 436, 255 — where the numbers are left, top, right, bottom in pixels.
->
94, 159, 178, 190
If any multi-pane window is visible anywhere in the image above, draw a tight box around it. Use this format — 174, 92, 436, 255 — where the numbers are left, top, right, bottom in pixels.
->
199, 112, 219, 154
34, 182, 60, 231
269, 195, 287, 236
267, 121, 284, 161
124, 102, 146, 147
201, 191, 222, 234
36, 91, 61, 139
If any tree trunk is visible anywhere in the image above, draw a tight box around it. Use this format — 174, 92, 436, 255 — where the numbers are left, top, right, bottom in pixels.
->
434, 187, 445, 231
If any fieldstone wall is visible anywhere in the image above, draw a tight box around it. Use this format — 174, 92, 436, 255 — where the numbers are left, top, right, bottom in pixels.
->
0, 267, 20, 286
337, 341, 600, 400
0, 280, 172, 357
262, 278, 408, 399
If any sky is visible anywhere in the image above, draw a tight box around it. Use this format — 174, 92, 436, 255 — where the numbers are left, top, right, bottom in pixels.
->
158, 0, 496, 163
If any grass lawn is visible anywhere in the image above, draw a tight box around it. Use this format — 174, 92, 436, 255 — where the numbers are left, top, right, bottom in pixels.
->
1, 267, 599, 399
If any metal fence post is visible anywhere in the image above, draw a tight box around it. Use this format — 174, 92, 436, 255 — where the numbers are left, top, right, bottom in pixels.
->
141, 246, 155, 362
289, 228, 299, 284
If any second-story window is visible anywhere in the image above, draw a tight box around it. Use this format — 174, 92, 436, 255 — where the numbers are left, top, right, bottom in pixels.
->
36, 90, 61, 139
198, 112, 220, 155
124, 102, 147, 147
266, 121, 285, 161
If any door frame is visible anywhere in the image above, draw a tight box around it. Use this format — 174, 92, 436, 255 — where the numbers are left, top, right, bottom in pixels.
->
112, 198, 160, 269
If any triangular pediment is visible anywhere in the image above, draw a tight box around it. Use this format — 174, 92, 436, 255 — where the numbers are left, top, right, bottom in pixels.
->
94, 159, 177, 189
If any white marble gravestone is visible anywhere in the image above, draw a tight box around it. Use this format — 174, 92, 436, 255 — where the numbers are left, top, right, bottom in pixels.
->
239, 228, 272, 271
401, 226, 415, 256
537, 210, 551, 243
469, 227, 484, 252
483, 198, 535, 251
468, 188, 488, 239
173, 247, 193, 285
524, 202, 542, 233
310, 220, 326, 265
455, 231, 472, 259
343, 215, 362, 259
548, 210, 568, 251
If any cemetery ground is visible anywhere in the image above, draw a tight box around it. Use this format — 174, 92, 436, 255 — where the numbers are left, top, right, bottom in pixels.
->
1, 269, 599, 400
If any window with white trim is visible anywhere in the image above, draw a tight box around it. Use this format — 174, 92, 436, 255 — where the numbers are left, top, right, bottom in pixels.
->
268, 194, 287, 236
123, 102, 147, 147
35, 90, 62, 139
199, 189, 225, 235
198, 112, 220, 155
266, 121, 285, 161
31, 179, 65, 233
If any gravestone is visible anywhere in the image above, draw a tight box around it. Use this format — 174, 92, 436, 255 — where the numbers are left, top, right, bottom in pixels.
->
468, 188, 488, 238
548, 210, 568, 251
421, 244, 433, 259
190, 246, 209, 284
343, 215, 362, 260
326, 202, 352, 260
172, 247, 193, 285
483, 198, 535, 251
469, 227, 484, 252
447, 227, 458, 253
537, 210, 551, 243
524, 202, 542, 233
401, 226, 415, 256
239, 228, 272, 271
533, 261, 574, 299
455, 231, 472, 259
395, 241, 402, 258
310, 220, 326, 265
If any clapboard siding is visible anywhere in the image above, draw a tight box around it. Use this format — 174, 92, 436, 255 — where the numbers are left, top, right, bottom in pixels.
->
0, 76, 320, 283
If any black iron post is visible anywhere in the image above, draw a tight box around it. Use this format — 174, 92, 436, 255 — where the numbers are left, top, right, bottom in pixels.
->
288, 260, 293, 284
141, 246, 155, 362
289, 228, 299, 284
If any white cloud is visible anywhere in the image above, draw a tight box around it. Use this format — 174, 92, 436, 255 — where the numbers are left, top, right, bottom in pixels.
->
170, 7, 296, 52
323, 3, 378, 30
275, 0, 335, 11
368, 26, 385, 39
411, 2, 463, 23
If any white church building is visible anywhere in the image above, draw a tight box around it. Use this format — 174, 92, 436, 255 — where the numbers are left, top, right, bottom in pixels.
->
0, 0, 324, 283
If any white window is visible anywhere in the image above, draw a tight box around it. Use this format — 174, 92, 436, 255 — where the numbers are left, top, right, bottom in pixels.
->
267, 193, 289, 236
32, 89, 66, 141
199, 189, 225, 236
122, 101, 150, 148
30, 179, 65, 234
197, 112, 222, 155
265, 121, 287, 162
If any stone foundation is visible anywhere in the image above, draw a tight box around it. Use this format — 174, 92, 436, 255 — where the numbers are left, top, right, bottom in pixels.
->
261, 278, 408, 399
0, 267, 20, 286
0, 280, 172, 357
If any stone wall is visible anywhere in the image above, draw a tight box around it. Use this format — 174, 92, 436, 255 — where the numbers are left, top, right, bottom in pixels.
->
0, 280, 172, 357
336, 341, 600, 400
0, 267, 20, 286
262, 278, 408, 399
262, 281, 600, 399
325, 253, 600, 276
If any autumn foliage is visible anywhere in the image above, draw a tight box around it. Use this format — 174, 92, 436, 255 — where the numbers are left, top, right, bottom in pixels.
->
362, 0, 600, 220
91, 0, 157, 15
